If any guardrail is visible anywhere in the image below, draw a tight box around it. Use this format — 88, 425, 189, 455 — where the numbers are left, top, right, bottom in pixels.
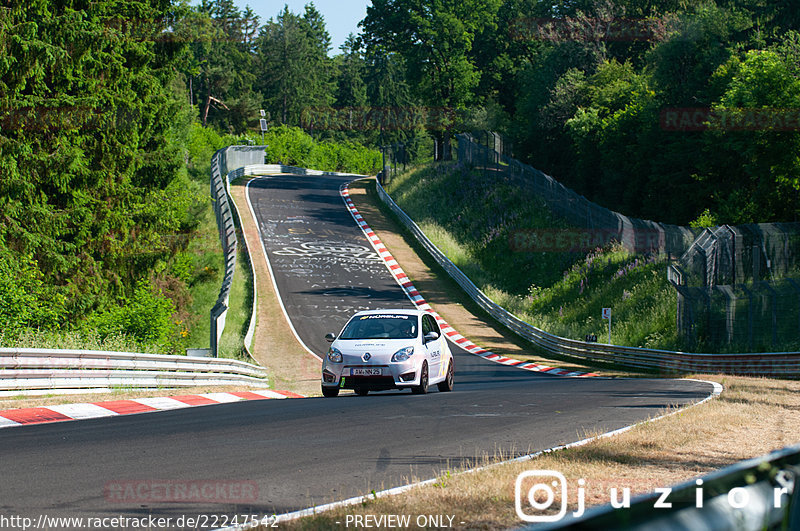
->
209, 146, 266, 357
375, 181, 800, 377
227, 163, 364, 179
0, 348, 270, 391
531, 442, 800, 530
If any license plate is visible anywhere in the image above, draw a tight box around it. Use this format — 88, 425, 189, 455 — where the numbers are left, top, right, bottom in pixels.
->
352, 368, 382, 376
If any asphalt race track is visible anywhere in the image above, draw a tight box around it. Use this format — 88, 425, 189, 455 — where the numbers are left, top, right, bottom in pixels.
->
0, 173, 715, 528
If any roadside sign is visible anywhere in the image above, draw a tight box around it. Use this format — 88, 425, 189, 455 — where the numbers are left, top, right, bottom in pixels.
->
260, 109, 266, 117
601, 308, 612, 344
259, 118, 268, 131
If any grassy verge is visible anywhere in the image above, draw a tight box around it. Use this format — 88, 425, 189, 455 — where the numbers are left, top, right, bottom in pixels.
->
217, 241, 254, 361
0, 329, 163, 354
384, 163, 679, 350
268, 375, 799, 530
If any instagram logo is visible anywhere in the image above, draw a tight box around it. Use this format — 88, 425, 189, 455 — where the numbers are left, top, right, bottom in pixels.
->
516, 471, 584, 523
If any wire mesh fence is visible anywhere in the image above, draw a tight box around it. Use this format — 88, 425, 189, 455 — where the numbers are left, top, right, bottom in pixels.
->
670, 224, 800, 351
378, 134, 435, 185
382, 131, 800, 353
456, 132, 699, 258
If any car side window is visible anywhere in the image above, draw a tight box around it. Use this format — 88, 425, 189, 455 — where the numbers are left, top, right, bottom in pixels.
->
429, 315, 440, 335
422, 314, 439, 338
421, 315, 432, 336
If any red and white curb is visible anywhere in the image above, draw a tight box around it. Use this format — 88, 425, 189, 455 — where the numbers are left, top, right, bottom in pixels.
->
340, 182, 598, 378
0, 390, 304, 429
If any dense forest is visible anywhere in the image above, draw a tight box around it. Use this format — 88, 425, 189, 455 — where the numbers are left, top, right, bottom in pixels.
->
1, 0, 798, 349
185, 0, 800, 225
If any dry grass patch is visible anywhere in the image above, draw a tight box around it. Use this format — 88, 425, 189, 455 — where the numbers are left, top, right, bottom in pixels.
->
258, 375, 799, 530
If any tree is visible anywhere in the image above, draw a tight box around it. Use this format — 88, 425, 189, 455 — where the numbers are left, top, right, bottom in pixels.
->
361, 0, 503, 158
699, 45, 800, 223
335, 34, 368, 109
256, 4, 335, 127
0, 0, 192, 319
185, 1, 261, 132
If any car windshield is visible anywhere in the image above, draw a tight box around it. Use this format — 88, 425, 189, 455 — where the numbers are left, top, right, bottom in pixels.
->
339, 314, 418, 340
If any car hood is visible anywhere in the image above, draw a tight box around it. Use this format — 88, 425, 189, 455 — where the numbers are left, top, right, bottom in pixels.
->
332, 339, 415, 359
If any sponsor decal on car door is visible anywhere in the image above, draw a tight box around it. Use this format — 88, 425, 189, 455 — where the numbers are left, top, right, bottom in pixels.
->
423, 314, 443, 378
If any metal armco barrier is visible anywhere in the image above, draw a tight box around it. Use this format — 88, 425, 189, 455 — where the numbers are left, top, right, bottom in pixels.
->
530, 443, 800, 530
209, 146, 266, 357
227, 163, 364, 180
376, 181, 800, 377
0, 348, 270, 390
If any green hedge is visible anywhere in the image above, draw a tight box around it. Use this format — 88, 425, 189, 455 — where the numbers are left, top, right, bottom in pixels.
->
263, 125, 381, 175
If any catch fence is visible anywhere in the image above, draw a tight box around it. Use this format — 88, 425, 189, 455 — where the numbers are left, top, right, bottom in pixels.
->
383, 132, 800, 352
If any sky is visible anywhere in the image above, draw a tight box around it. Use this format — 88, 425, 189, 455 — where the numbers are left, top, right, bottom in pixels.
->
200, 1, 371, 55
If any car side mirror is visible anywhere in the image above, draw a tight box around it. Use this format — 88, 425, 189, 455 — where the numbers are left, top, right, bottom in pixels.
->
325, 333, 336, 342
424, 331, 439, 342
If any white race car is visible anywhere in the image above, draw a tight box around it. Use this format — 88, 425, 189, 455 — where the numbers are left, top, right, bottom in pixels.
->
321, 309, 455, 397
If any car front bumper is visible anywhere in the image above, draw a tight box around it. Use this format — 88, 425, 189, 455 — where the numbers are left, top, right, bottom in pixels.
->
321, 359, 422, 391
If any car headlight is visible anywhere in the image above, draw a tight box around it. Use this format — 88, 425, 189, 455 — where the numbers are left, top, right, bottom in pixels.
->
391, 346, 414, 362
327, 347, 343, 363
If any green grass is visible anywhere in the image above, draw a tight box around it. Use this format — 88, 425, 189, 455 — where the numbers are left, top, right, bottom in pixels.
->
217, 238, 254, 362
0, 329, 163, 353
180, 157, 252, 362
385, 162, 681, 350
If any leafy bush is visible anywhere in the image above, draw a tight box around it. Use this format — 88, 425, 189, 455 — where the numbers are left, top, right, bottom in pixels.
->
84, 279, 180, 353
263, 125, 381, 175
0, 249, 67, 334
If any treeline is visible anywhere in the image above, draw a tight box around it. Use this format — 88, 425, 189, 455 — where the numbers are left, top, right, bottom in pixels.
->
358, 0, 800, 225
0, 0, 381, 350
179, 0, 418, 149
185, 0, 800, 224
2, 0, 798, 349
1, 0, 194, 345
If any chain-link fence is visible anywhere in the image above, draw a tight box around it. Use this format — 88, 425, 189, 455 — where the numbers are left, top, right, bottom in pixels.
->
382, 131, 800, 353
378, 134, 435, 185
456, 132, 699, 257
669, 224, 800, 351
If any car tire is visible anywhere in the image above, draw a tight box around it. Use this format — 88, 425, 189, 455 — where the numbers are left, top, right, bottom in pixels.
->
412, 362, 429, 395
437, 360, 454, 392
322, 386, 339, 398
354, 387, 369, 396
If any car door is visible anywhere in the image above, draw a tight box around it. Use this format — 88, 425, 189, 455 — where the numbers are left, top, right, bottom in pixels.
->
422, 314, 443, 380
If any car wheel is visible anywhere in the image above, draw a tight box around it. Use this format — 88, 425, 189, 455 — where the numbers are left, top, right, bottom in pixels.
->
322, 386, 339, 398
412, 362, 429, 394
437, 360, 454, 392
354, 387, 369, 396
